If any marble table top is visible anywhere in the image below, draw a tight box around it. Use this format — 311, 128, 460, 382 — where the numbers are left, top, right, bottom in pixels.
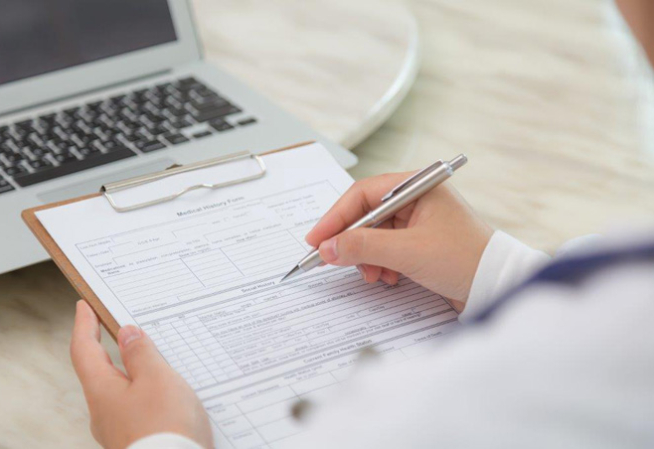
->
192, 0, 420, 149
2, 0, 654, 447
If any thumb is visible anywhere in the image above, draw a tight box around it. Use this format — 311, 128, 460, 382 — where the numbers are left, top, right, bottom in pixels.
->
318, 228, 416, 274
117, 325, 168, 380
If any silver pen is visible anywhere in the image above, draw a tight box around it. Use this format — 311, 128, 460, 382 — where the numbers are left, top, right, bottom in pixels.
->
280, 154, 468, 282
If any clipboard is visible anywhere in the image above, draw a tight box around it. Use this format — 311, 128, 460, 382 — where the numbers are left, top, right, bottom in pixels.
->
22, 141, 314, 339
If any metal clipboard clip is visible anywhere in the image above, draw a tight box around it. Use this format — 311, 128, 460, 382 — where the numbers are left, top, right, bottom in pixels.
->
101, 151, 267, 212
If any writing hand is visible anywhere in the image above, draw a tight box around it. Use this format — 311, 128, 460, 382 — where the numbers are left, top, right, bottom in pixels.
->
306, 174, 492, 309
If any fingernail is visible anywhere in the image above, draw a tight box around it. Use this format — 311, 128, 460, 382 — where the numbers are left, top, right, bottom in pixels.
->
380, 271, 392, 284
118, 325, 142, 348
356, 265, 367, 281
320, 238, 338, 262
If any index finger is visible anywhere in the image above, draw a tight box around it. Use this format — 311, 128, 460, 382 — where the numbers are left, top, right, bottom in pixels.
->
305, 172, 413, 247
70, 300, 127, 396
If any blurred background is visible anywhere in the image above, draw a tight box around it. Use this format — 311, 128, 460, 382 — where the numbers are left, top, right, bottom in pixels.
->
192, 0, 654, 250
2, 0, 654, 447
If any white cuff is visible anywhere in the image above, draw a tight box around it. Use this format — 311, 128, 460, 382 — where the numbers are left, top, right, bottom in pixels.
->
128, 433, 205, 449
459, 231, 550, 323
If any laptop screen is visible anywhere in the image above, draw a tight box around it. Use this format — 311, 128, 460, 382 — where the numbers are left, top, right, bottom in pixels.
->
0, 0, 177, 86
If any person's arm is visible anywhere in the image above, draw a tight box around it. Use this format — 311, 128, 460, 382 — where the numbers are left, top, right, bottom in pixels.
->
459, 230, 550, 321
305, 174, 598, 320
283, 252, 654, 449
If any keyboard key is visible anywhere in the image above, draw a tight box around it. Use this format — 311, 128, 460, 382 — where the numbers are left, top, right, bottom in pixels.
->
171, 118, 193, 129
110, 94, 127, 104
100, 139, 126, 152
137, 140, 167, 153
121, 133, 141, 143
162, 133, 190, 145
101, 102, 118, 113
13, 147, 135, 187
132, 137, 161, 153
209, 120, 235, 132
193, 88, 222, 99
0, 177, 14, 194
35, 122, 53, 134
26, 133, 43, 146
194, 98, 228, 112
64, 107, 80, 117
237, 118, 258, 126
28, 159, 54, 171
53, 153, 79, 164
79, 146, 102, 158
148, 124, 169, 136
47, 141, 71, 155
156, 82, 172, 91
193, 131, 212, 139
164, 96, 181, 107
55, 116, 72, 129
4, 165, 27, 177
117, 108, 134, 120
120, 121, 140, 131
3, 153, 25, 165
15, 119, 34, 130
193, 105, 241, 123
146, 113, 165, 124
38, 113, 57, 123
178, 76, 199, 86
168, 107, 187, 117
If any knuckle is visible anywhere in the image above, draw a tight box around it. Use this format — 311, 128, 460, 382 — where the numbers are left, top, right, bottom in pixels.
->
351, 182, 367, 202
343, 230, 365, 258
346, 180, 364, 197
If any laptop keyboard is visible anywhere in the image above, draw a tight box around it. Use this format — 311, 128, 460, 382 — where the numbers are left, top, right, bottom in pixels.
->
0, 77, 257, 191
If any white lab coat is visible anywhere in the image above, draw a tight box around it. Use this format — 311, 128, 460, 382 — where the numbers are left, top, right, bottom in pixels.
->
130, 230, 654, 449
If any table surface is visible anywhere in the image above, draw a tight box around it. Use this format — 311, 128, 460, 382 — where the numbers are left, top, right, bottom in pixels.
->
3, 0, 654, 447
193, 0, 420, 149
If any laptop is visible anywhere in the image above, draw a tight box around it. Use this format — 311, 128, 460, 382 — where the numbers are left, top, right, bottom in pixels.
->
0, 0, 357, 274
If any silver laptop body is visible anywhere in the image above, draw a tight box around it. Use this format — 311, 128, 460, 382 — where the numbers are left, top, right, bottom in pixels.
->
0, 0, 357, 274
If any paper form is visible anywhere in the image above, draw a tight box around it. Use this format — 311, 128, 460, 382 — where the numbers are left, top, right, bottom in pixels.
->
36, 143, 460, 449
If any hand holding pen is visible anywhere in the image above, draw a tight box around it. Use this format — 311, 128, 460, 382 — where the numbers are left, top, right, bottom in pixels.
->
286, 156, 494, 310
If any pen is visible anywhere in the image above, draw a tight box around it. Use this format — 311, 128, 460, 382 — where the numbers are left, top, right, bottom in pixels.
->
280, 154, 468, 282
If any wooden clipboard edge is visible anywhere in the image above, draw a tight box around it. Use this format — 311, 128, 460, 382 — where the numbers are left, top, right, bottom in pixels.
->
21, 141, 317, 340
22, 192, 120, 339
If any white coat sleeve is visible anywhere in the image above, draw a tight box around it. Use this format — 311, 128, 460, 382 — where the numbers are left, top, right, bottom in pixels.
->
459, 230, 550, 322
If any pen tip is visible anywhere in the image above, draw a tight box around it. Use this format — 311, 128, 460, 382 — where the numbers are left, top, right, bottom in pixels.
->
280, 265, 301, 283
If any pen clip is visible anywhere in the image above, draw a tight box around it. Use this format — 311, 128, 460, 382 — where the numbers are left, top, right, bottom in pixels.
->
381, 160, 444, 202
